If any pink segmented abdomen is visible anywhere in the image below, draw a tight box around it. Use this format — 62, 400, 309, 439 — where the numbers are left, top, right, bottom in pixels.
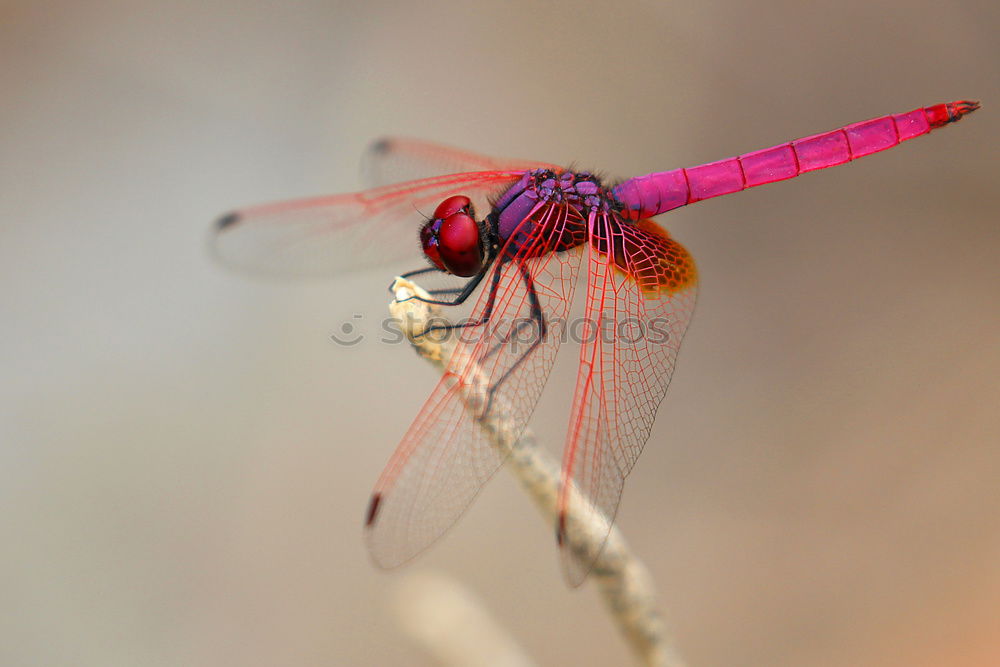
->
612, 100, 979, 219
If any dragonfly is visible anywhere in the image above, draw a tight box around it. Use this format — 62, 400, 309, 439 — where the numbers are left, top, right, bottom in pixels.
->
213, 100, 979, 585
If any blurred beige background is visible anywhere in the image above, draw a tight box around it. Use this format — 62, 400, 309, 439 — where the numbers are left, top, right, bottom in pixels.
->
2, 1, 998, 665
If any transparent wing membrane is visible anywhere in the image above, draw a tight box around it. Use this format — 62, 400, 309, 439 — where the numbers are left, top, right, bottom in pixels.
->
557, 216, 698, 585
361, 136, 553, 189
365, 201, 585, 568
212, 171, 525, 277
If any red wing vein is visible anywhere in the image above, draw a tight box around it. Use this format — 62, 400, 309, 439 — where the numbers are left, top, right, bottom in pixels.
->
212, 171, 524, 277
365, 200, 585, 568
557, 213, 698, 585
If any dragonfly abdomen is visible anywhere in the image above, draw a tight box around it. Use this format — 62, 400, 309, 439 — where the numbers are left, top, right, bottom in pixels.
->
613, 100, 980, 220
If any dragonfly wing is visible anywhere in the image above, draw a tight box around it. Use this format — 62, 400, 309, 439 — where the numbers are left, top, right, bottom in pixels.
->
362, 136, 554, 188
557, 215, 698, 586
365, 201, 586, 568
212, 171, 525, 277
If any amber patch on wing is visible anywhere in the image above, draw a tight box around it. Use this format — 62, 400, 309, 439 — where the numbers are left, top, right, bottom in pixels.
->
597, 218, 697, 296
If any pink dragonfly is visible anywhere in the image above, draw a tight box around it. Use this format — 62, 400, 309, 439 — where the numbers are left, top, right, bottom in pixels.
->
213, 100, 978, 585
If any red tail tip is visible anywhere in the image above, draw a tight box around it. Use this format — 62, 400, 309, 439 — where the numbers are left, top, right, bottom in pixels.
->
951, 100, 981, 117
926, 100, 980, 128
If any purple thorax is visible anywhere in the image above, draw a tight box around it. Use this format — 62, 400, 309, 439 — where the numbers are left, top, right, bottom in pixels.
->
493, 169, 612, 242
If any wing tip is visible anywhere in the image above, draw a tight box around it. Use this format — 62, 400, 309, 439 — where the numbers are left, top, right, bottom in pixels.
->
214, 211, 241, 231
369, 137, 393, 154
365, 492, 383, 528
556, 511, 567, 547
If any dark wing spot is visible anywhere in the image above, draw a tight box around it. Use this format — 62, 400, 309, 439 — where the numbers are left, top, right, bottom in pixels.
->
215, 211, 241, 230
365, 493, 382, 527
369, 138, 392, 154
556, 511, 567, 546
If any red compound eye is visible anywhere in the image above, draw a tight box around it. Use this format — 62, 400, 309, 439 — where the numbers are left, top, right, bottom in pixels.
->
433, 195, 471, 220
437, 212, 483, 276
419, 196, 483, 277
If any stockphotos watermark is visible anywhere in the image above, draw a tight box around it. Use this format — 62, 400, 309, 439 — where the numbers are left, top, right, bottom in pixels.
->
330, 314, 676, 349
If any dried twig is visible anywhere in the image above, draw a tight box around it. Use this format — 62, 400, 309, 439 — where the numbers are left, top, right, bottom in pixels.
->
388, 277, 685, 667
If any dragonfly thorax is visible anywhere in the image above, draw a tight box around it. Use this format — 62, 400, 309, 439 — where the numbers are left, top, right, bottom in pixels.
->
488, 168, 611, 260
493, 169, 613, 238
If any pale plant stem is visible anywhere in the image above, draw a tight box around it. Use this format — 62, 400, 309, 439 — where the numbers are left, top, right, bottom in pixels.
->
388, 277, 685, 667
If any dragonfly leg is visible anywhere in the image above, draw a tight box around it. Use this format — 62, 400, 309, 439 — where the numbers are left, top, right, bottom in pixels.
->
413, 265, 501, 340
399, 266, 489, 310
400, 266, 439, 279
387, 266, 441, 294
481, 263, 546, 417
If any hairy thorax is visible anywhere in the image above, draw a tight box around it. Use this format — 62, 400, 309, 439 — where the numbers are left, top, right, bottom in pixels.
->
490, 169, 618, 258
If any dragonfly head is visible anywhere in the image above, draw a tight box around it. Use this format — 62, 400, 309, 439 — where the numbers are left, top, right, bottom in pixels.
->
419, 195, 485, 277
